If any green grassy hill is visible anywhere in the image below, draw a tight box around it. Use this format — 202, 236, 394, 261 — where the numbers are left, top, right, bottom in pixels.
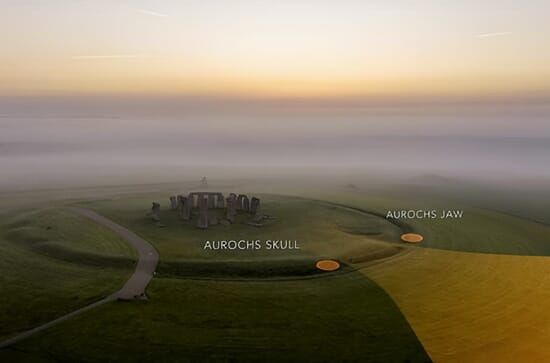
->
0, 208, 136, 340
4, 182, 549, 362
79, 194, 404, 276
291, 189, 550, 256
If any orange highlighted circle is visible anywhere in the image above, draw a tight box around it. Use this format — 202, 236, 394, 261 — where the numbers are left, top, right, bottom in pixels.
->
401, 233, 424, 243
316, 260, 341, 272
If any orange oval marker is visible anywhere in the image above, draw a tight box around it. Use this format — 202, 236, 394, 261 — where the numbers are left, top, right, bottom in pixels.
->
316, 260, 341, 272
401, 233, 424, 243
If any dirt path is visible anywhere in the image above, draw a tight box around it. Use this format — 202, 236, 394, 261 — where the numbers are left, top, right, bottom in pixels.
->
70, 207, 159, 300
0, 207, 159, 349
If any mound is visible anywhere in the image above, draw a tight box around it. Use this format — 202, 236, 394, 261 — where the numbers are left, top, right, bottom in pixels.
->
158, 258, 351, 279
79, 194, 405, 270
4, 210, 135, 269
0, 208, 136, 341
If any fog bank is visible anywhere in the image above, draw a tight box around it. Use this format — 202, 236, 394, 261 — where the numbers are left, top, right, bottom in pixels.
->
1, 98, 549, 190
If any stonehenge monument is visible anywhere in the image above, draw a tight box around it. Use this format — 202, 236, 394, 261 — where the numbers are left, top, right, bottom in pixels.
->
178, 195, 191, 220
151, 202, 161, 221
169, 196, 178, 210
242, 196, 250, 212
250, 197, 260, 215
216, 194, 225, 208
153, 191, 261, 228
226, 194, 237, 223
208, 194, 216, 209
197, 195, 209, 229
176, 195, 184, 209
236, 194, 247, 210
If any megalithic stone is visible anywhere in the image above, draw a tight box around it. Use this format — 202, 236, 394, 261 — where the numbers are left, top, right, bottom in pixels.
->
197, 195, 209, 229
226, 196, 236, 223
242, 196, 250, 212
250, 197, 260, 215
169, 196, 178, 210
208, 194, 216, 208
236, 194, 247, 211
188, 193, 197, 208
178, 195, 190, 220
216, 193, 225, 208
184, 197, 192, 220
151, 202, 161, 221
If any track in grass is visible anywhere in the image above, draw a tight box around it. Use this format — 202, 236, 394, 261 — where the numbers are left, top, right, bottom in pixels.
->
0, 208, 158, 349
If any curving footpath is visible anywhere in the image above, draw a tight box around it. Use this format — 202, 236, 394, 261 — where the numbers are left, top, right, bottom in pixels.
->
0, 207, 159, 349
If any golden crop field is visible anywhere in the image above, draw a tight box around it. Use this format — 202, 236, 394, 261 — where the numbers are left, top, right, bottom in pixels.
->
360, 247, 550, 362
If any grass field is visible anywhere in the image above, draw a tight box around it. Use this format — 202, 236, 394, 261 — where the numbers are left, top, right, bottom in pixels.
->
284, 187, 550, 361
2, 180, 550, 362
0, 208, 136, 340
78, 194, 404, 278
0, 187, 431, 362
281, 188, 550, 256
0, 271, 430, 362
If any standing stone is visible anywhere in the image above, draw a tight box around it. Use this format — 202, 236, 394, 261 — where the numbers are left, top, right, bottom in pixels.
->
242, 196, 250, 212
197, 196, 209, 229
216, 194, 225, 208
184, 197, 192, 220
250, 197, 260, 215
226, 195, 237, 223
178, 195, 191, 220
208, 194, 216, 209
169, 196, 178, 210
236, 194, 247, 211
188, 193, 197, 208
151, 202, 161, 221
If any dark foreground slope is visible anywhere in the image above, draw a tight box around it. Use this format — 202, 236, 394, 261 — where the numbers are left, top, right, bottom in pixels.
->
1, 272, 430, 363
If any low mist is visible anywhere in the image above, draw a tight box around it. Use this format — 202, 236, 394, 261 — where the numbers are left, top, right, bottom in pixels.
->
1, 96, 549, 191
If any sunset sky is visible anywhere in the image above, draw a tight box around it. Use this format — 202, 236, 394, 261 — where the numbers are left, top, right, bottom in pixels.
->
2, 1, 550, 189
2, 0, 550, 99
